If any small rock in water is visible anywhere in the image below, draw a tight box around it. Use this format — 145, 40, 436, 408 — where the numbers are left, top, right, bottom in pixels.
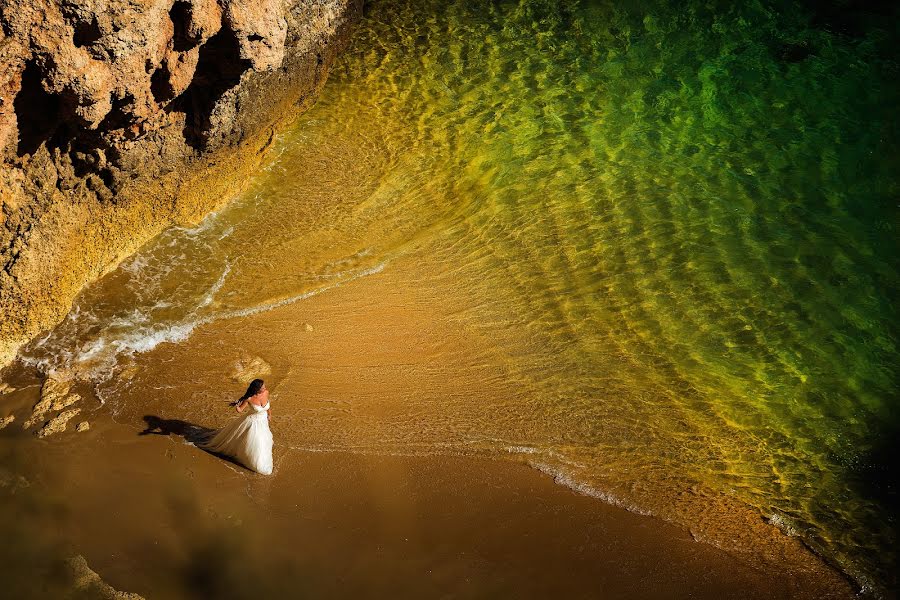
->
230, 353, 272, 384
37, 408, 81, 438
0, 415, 14, 430
76, 421, 90, 433
0, 382, 15, 394
302, 322, 314, 332
118, 364, 140, 381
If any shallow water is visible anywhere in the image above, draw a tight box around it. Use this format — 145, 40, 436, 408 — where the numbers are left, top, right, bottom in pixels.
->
17, 0, 898, 592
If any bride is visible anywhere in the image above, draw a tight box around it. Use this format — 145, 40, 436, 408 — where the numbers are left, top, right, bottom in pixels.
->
200, 378, 273, 475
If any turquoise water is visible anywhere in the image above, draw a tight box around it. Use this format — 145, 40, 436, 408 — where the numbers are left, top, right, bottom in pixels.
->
18, 0, 898, 593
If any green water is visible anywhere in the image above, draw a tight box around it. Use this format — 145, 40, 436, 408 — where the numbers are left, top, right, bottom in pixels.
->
319, 0, 898, 589
17, 0, 898, 592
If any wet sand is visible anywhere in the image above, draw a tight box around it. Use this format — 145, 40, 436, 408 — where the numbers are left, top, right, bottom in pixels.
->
0, 258, 854, 598
0, 232, 870, 598
0, 405, 853, 599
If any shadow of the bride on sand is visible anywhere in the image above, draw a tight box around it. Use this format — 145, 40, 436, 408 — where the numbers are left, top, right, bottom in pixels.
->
138, 415, 252, 472
139, 415, 214, 444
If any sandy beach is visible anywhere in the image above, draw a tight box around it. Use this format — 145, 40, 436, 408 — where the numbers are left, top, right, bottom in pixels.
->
0, 262, 855, 598
1, 406, 854, 599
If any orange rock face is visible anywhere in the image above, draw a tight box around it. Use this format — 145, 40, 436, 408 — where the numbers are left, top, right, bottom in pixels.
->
0, 0, 363, 367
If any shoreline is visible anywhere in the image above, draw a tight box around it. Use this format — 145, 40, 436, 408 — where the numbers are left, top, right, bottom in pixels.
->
0, 365, 856, 598
0, 245, 864, 597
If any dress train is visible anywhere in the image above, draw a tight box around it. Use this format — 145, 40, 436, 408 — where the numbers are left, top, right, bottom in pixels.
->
199, 401, 273, 475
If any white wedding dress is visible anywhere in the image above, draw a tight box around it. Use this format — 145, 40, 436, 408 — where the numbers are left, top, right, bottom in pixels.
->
200, 401, 273, 475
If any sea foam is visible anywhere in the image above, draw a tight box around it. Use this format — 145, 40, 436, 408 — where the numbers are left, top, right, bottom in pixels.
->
19, 260, 388, 382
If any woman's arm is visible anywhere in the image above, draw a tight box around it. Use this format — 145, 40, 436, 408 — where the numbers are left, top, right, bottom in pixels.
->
235, 400, 247, 413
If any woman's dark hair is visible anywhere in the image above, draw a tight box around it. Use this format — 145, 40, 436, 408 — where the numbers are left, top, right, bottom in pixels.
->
233, 378, 264, 405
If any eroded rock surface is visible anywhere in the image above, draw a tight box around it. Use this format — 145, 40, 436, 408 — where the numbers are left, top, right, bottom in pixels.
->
0, 0, 363, 366
36, 407, 80, 437
22, 372, 73, 428
66, 554, 145, 599
51, 391, 81, 411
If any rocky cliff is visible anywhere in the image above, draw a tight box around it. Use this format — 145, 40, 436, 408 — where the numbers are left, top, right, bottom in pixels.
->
0, 0, 362, 367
